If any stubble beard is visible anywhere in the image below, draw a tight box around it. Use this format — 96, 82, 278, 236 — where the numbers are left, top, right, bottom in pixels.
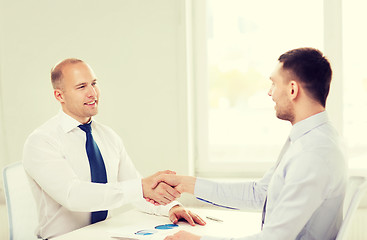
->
275, 102, 294, 123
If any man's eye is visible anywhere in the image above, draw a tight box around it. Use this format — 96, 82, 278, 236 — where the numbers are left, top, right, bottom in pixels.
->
78, 86, 85, 89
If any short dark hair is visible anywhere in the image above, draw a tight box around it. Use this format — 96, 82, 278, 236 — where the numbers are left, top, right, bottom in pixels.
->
51, 58, 83, 89
278, 47, 332, 107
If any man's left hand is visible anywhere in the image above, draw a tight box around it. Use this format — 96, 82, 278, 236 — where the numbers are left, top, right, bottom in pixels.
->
169, 205, 206, 226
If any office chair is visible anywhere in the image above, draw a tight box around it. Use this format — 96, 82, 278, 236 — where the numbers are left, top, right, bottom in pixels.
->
336, 176, 367, 240
2, 161, 38, 240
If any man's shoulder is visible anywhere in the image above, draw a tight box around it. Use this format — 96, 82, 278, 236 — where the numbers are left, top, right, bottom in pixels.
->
290, 122, 346, 171
26, 114, 62, 142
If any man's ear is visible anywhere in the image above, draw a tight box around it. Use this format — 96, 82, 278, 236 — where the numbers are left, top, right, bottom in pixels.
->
54, 89, 65, 103
289, 80, 299, 100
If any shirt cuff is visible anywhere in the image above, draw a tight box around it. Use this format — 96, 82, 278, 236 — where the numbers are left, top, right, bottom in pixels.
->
161, 201, 182, 216
194, 177, 216, 200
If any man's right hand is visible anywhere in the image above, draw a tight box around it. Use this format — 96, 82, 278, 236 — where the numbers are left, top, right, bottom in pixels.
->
151, 174, 196, 194
142, 170, 181, 205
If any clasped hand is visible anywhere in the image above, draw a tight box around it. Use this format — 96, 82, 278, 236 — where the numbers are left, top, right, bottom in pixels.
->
141, 170, 182, 205
142, 172, 195, 205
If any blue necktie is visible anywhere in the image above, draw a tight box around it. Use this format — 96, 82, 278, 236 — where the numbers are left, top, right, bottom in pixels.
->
79, 122, 108, 224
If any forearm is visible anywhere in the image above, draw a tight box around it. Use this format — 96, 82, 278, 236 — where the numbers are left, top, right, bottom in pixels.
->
36, 173, 142, 212
24, 158, 143, 212
63, 178, 143, 211
194, 178, 265, 210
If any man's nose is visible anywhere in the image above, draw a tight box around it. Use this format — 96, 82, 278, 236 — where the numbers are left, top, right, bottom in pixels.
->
87, 85, 97, 97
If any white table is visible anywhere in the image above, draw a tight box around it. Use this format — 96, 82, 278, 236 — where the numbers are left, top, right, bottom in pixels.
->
53, 208, 262, 240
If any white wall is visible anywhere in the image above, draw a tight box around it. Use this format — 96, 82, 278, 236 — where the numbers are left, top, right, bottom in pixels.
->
0, 0, 192, 179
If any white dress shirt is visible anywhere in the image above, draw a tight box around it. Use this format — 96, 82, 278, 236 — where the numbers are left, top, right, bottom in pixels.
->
23, 111, 178, 239
196, 111, 347, 240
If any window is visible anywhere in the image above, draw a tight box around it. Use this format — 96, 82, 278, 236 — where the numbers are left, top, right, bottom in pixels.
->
343, 0, 367, 169
194, 0, 331, 177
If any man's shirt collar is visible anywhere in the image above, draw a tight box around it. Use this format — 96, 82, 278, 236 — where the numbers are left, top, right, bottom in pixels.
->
289, 111, 329, 143
57, 110, 93, 133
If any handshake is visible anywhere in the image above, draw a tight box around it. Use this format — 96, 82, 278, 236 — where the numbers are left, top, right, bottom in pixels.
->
141, 171, 196, 205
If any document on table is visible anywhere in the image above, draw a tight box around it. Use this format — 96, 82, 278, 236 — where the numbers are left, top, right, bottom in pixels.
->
108, 208, 261, 240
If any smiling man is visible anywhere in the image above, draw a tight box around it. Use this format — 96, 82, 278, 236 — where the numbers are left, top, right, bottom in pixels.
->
154, 48, 347, 240
23, 58, 205, 239
52, 59, 100, 124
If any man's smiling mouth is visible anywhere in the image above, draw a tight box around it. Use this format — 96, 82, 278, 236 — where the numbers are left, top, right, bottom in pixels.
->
85, 100, 97, 105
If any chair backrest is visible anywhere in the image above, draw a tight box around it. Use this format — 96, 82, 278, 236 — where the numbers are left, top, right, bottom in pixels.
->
336, 176, 367, 240
2, 161, 38, 240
